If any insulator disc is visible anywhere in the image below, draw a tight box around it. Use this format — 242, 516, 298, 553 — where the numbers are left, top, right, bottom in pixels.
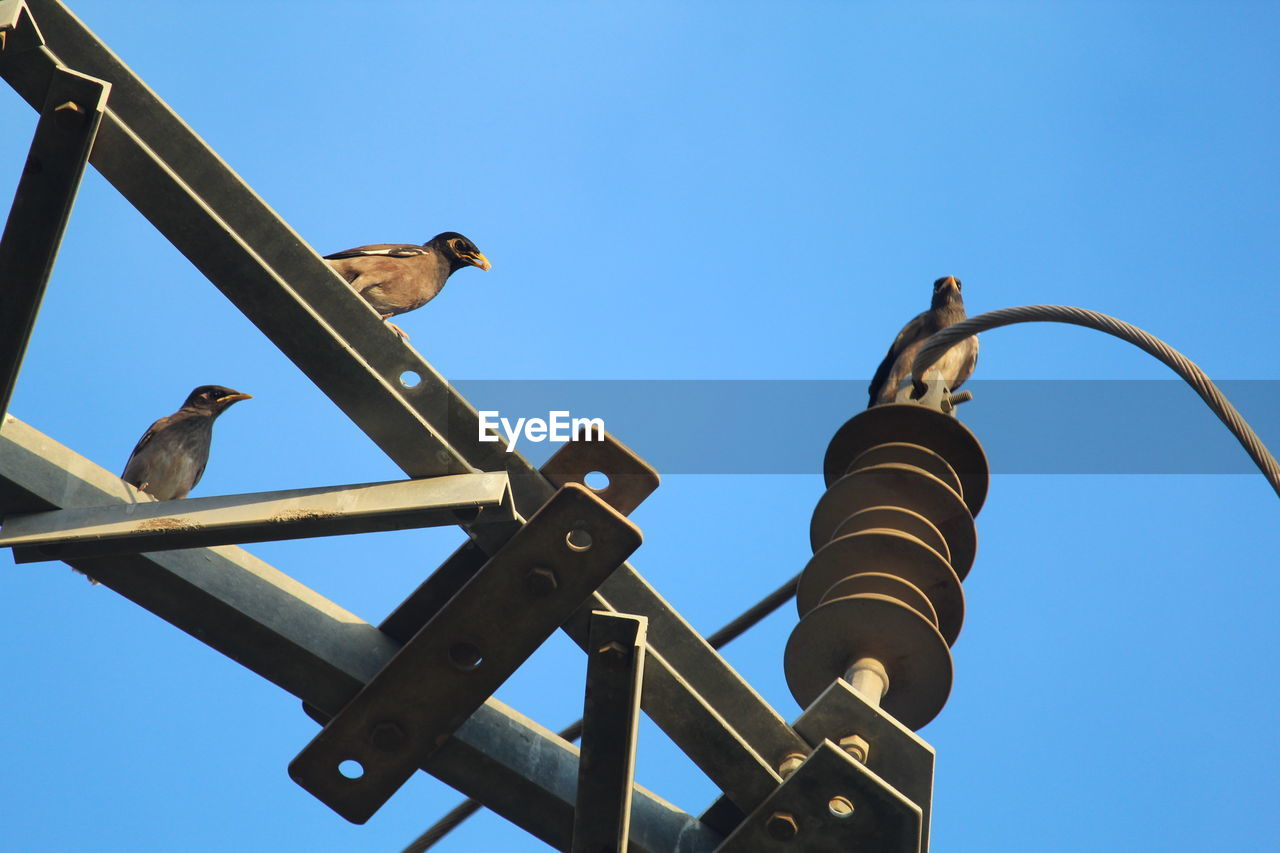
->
847, 442, 962, 498
832, 505, 951, 564
823, 403, 989, 517
811, 463, 977, 580
796, 529, 964, 645
819, 572, 939, 627
784, 593, 953, 730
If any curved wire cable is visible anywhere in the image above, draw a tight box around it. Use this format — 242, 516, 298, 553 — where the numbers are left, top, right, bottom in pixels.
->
911, 304, 1280, 498
400, 573, 803, 852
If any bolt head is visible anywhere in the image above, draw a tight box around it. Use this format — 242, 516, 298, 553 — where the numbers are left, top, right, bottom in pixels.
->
524, 566, 559, 595
765, 811, 799, 842
839, 734, 871, 764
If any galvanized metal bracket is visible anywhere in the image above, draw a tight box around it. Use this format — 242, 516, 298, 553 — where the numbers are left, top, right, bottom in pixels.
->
288, 484, 642, 824
793, 679, 936, 852
379, 429, 657, 644
0, 472, 514, 562
571, 612, 647, 853
712, 740, 922, 853
0, 62, 107, 417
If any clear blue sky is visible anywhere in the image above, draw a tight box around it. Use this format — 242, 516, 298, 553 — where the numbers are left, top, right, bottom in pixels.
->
2, 1, 1278, 851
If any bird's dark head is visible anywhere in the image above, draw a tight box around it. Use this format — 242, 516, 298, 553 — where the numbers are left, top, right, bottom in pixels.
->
428, 232, 491, 273
931, 275, 963, 308
181, 385, 252, 414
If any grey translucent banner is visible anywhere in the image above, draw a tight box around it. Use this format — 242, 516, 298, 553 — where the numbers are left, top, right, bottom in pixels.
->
449, 380, 1279, 475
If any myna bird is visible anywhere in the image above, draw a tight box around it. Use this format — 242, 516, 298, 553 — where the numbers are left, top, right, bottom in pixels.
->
867, 275, 978, 407
121, 385, 251, 500
325, 231, 490, 338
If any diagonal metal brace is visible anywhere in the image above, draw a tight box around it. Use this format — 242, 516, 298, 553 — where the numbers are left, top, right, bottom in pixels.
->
572, 612, 648, 853
0, 472, 514, 562
0, 60, 108, 417
288, 484, 642, 824
712, 740, 922, 853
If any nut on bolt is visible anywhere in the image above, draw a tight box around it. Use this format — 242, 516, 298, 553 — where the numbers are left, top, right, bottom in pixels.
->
839, 734, 870, 764
777, 752, 806, 779
53, 101, 85, 127
765, 811, 799, 842
524, 566, 559, 595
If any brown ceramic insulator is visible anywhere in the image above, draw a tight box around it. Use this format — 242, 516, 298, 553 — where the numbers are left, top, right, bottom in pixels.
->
818, 572, 939, 627
796, 528, 964, 645
823, 403, 989, 517
810, 463, 977, 580
847, 441, 963, 498
784, 593, 953, 730
830, 505, 951, 563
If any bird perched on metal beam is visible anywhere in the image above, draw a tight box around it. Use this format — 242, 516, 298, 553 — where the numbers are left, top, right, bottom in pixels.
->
121, 385, 251, 500
324, 231, 490, 338
867, 275, 978, 407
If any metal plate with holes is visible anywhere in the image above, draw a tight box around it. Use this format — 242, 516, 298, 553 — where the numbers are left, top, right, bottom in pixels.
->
541, 431, 659, 517
713, 740, 922, 853
288, 484, 641, 824
823, 403, 989, 516
784, 594, 952, 730
811, 463, 976, 579
794, 679, 937, 853
796, 529, 964, 644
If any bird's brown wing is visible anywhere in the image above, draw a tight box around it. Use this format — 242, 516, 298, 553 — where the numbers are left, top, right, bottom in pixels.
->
323, 243, 428, 260
867, 311, 928, 406
951, 336, 979, 392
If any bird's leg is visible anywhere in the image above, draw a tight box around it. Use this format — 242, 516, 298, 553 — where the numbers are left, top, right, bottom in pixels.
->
380, 314, 410, 340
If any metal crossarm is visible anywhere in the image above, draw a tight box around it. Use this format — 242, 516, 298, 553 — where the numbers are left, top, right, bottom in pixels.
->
0, 414, 719, 853
0, 472, 514, 561
0, 0, 812, 826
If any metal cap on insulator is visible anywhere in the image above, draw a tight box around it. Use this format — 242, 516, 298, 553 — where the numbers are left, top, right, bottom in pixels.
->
823, 403, 989, 517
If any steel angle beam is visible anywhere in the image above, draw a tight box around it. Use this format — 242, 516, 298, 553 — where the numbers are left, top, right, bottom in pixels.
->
0, 472, 513, 562
794, 680, 936, 852
713, 741, 922, 853
289, 484, 642, 824
0, 62, 107, 417
0, 416, 717, 853
572, 612, 647, 853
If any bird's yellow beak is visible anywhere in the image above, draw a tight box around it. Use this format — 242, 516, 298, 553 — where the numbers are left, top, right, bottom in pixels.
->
469, 252, 492, 272
217, 393, 253, 404
942, 276, 959, 290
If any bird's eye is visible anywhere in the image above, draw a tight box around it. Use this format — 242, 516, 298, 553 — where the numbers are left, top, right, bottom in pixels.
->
450, 240, 464, 254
